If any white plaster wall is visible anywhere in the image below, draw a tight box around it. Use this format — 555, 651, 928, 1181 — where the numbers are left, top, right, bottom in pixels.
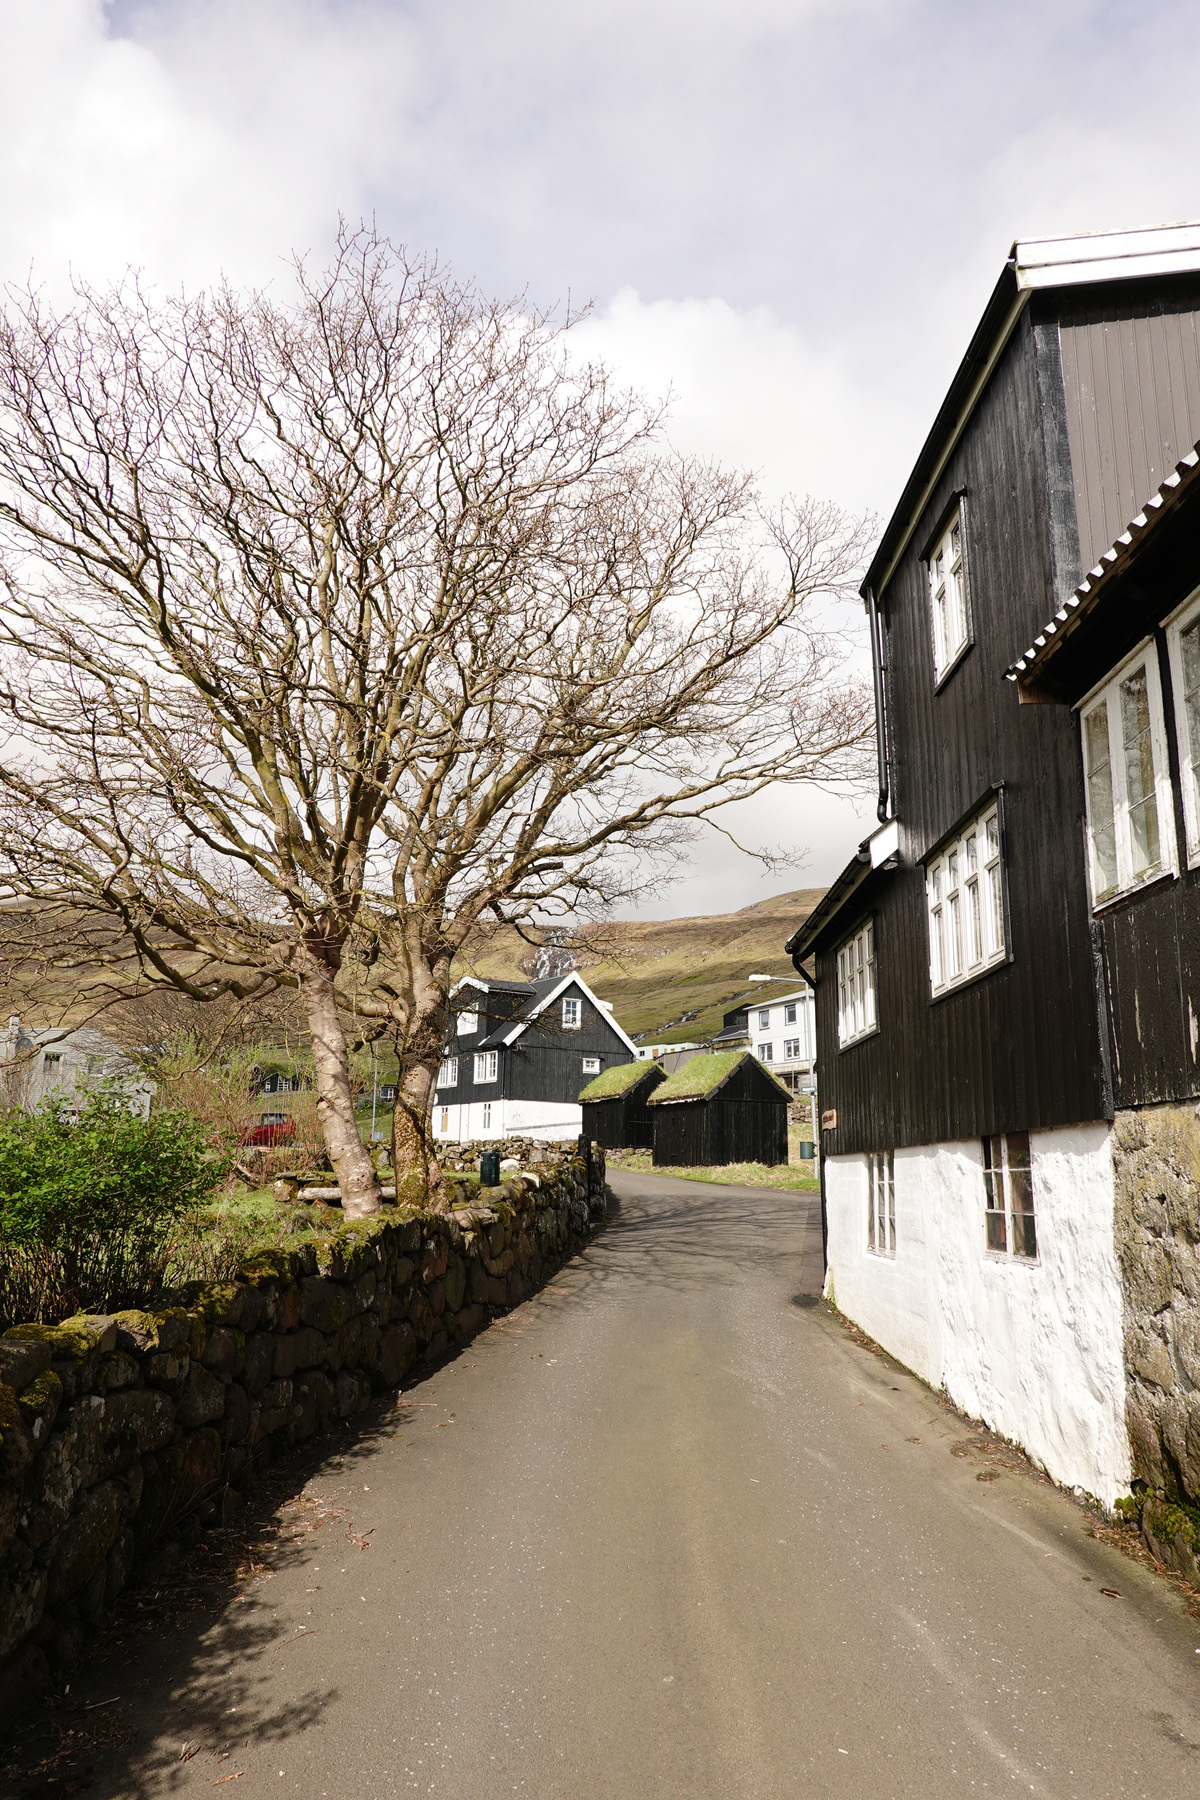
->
432, 1099, 581, 1142
824, 1123, 1131, 1504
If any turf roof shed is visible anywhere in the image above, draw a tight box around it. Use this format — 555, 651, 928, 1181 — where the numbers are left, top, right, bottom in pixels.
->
578, 1059, 665, 1148
647, 1051, 789, 1167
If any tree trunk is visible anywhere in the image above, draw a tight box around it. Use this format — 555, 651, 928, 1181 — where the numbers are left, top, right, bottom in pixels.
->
391, 988, 449, 1207
301, 951, 380, 1219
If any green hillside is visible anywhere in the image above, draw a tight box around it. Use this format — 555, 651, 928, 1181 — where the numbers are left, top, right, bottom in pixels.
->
464, 887, 823, 1046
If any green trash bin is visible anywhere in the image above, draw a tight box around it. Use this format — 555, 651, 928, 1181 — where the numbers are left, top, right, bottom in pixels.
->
480, 1149, 501, 1186
798, 1140, 815, 1161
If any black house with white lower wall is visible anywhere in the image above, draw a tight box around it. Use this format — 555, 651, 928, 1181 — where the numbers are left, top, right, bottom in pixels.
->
432, 974, 637, 1143
787, 221, 1200, 1512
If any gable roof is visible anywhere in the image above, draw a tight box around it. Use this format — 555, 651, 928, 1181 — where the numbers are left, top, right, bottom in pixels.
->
864, 222, 1200, 605
647, 1050, 791, 1105
485, 979, 644, 1058
578, 1060, 664, 1102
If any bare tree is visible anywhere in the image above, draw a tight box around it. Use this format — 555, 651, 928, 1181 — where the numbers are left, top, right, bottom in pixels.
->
0, 228, 871, 1216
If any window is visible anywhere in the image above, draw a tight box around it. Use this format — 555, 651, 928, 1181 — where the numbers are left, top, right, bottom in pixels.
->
438, 1057, 458, 1088
440, 1109, 450, 1134
867, 1151, 895, 1256
783, 1038, 801, 1059
836, 921, 877, 1046
926, 803, 1005, 996
983, 1132, 1036, 1260
1166, 596, 1200, 865
1080, 645, 1175, 904
482, 1101, 492, 1131
474, 1051, 498, 1083
582, 1056, 600, 1074
758, 1043, 774, 1062
757, 1008, 771, 1028
43, 1053, 61, 1069
457, 1008, 479, 1036
927, 505, 971, 680
784, 1003, 797, 1025
562, 997, 581, 1029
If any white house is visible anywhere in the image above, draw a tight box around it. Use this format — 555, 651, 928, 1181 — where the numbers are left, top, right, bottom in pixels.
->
0, 1017, 154, 1119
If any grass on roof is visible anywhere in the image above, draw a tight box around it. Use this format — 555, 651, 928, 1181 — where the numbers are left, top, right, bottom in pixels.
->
578, 1060, 660, 1101
647, 1050, 747, 1103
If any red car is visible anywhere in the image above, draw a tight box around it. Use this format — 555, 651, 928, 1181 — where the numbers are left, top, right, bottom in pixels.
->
241, 1119, 298, 1147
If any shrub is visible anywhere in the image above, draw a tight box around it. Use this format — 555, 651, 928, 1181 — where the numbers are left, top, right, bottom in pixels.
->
0, 1090, 228, 1327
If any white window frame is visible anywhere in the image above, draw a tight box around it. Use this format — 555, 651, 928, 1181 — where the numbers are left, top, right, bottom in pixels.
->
867, 1151, 895, 1257
440, 1108, 450, 1134
983, 1131, 1037, 1262
836, 920, 877, 1047
438, 1056, 458, 1088
457, 1007, 479, 1036
926, 802, 1006, 997
1078, 640, 1177, 908
783, 1037, 801, 1060
758, 1042, 774, 1063
474, 1050, 498, 1083
1165, 589, 1200, 867
784, 1003, 797, 1025
757, 1008, 771, 1029
562, 997, 581, 1029
482, 1101, 492, 1131
926, 504, 971, 682
582, 1055, 600, 1074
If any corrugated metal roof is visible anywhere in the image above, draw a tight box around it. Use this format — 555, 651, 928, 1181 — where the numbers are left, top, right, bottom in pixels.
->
1004, 442, 1200, 687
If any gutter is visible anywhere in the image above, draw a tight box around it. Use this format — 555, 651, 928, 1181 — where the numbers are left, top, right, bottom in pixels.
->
865, 585, 890, 823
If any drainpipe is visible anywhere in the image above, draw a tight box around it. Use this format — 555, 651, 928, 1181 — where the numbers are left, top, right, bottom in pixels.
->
865, 585, 890, 825
795, 961, 827, 1286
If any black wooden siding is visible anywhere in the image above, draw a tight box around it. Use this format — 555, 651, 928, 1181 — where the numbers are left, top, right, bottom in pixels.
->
651, 1062, 788, 1167
436, 980, 632, 1111
1058, 275, 1200, 574
582, 1067, 664, 1148
813, 302, 1107, 1159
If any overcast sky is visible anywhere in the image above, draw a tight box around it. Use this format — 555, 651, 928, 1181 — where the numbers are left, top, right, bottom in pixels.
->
5, 0, 1199, 916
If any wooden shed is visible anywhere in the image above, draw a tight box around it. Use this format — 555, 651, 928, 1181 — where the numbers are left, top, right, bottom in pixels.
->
578, 1060, 665, 1148
648, 1051, 790, 1167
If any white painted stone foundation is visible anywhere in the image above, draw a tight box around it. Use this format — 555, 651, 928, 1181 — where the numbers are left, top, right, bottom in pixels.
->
824, 1122, 1131, 1504
432, 1099, 582, 1143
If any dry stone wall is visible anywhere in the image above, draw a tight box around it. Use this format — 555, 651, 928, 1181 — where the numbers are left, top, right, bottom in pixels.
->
1112, 1103, 1200, 1570
0, 1141, 605, 1725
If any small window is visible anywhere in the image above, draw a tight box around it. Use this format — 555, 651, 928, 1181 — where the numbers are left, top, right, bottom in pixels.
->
440, 1109, 450, 1133
457, 1008, 479, 1036
474, 1051, 498, 1083
927, 505, 971, 680
783, 1038, 801, 1059
43, 1052, 62, 1069
482, 1101, 492, 1131
784, 1003, 797, 1025
867, 1151, 895, 1256
757, 1008, 771, 1028
438, 1057, 458, 1088
983, 1132, 1037, 1260
562, 997, 581, 1029
758, 1043, 774, 1063
1080, 645, 1175, 904
582, 1055, 600, 1074
926, 803, 1005, 996
836, 921, 877, 1046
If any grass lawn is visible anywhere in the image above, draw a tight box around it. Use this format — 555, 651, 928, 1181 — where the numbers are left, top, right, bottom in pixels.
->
607, 1122, 819, 1191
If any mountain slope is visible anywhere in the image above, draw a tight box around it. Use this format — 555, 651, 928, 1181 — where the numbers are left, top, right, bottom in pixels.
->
464, 887, 823, 1045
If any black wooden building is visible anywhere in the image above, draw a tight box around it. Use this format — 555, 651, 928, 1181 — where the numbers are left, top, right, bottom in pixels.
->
432, 973, 637, 1142
579, 1060, 665, 1148
781, 221, 1200, 1511
648, 1051, 789, 1167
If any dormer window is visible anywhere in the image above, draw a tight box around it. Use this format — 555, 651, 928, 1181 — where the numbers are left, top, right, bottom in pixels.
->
1080, 644, 1175, 906
562, 998, 581, 1029
457, 1008, 479, 1036
927, 505, 971, 682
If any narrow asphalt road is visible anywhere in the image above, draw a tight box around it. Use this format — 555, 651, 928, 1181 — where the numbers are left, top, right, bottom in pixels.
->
67, 1171, 1200, 1798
